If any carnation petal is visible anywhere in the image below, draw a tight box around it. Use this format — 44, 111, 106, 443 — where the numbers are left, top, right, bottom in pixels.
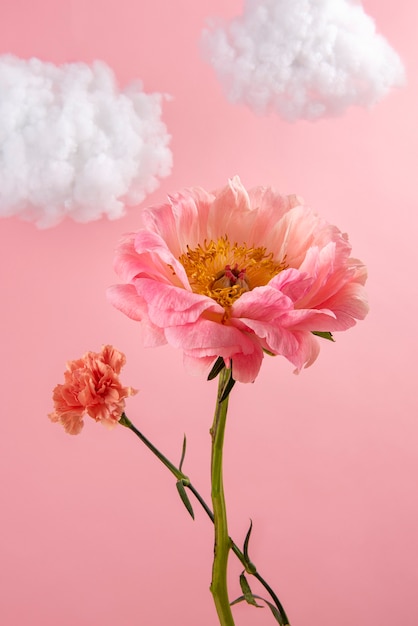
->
49, 345, 137, 434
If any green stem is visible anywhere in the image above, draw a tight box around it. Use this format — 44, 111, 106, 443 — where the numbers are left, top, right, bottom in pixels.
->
253, 572, 290, 626
119, 410, 290, 625
209, 368, 235, 626
119, 413, 188, 483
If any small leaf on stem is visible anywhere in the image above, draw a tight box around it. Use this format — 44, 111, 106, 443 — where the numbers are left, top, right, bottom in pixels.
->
230, 594, 287, 625
259, 598, 287, 625
176, 480, 195, 519
239, 573, 263, 608
220, 375, 235, 402
312, 331, 335, 342
179, 434, 187, 472
262, 348, 276, 356
208, 356, 226, 380
243, 520, 253, 563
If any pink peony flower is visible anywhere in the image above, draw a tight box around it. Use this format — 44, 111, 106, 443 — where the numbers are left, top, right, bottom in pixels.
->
108, 176, 368, 383
49, 345, 137, 435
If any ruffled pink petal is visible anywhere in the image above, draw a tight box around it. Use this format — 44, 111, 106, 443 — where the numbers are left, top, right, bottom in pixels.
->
108, 177, 368, 383
318, 282, 369, 328
229, 285, 299, 356
112, 233, 144, 283
207, 176, 257, 242
112, 231, 189, 288
296, 242, 353, 308
133, 231, 190, 288
165, 317, 260, 364
168, 188, 214, 251
107, 284, 166, 346
247, 186, 303, 246
286, 331, 321, 372
134, 279, 223, 327
107, 284, 148, 321
269, 267, 314, 302
183, 353, 218, 378
143, 187, 214, 256
280, 307, 338, 332
229, 345, 264, 383
183, 343, 263, 384
268, 205, 340, 269
350, 259, 368, 286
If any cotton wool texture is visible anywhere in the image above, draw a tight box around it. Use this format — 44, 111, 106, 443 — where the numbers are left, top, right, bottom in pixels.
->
202, 0, 405, 121
0, 56, 172, 228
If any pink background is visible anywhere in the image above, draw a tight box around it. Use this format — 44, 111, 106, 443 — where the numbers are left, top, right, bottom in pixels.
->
1, 1, 417, 625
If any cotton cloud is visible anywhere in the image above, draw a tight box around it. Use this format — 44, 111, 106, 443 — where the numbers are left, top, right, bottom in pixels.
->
202, 0, 405, 121
0, 55, 172, 228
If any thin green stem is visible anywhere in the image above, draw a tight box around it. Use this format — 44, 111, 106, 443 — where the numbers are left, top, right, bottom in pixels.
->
119, 413, 188, 483
186, 483, 214, 522
209, 368, 235, 626
119, 410, 290, 625
253, 572, 290, 626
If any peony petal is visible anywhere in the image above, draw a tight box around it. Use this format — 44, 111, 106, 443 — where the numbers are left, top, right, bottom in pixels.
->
269, 267, 314, 302
107, 284, 166, 345
183, 353, 219, 378
168, 188, 213, 251
133, 230, 190, 287
135, 278, 223, 327
112, 232, 144, 283
108, 177, 368, 382
231, 284, 294, 321
107, 284, 148, 321
318, 282, 369, 327
288, 331, 321, 372
207, 176, 257, 242
165, 317, 258, 358
230, 285, 299, 355
230, 346, 264, 383
143, 186, 214, 256
182, 332, 263, 384
247, 186, 304, 247
280, 307, 338, 332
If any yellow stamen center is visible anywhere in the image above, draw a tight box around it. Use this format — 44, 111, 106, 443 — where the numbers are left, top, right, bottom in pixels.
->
178, 236, 287, 309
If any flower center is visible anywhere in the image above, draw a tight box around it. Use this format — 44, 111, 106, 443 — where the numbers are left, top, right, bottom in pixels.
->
179, 236, 287, 308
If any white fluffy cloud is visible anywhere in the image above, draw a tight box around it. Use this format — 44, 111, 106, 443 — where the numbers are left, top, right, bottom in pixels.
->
0, 55, 172, 228
202, 0, 405, 121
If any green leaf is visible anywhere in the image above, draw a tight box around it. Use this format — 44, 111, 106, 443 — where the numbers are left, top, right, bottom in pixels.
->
207, 356, 226, 380
258, 598, 287, 625
239, 572, 263, 608
179, 434, 187, 472
231, 594, 287, 625
262, 348, 276, 357
220, 375, 236, 402
243, 520, 253, 563
312, 331, 335, 342
176, 480, 194, 519
230, 595, 246, 607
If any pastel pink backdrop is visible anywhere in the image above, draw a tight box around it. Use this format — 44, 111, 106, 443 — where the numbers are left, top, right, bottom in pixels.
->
1, 1, 417, 625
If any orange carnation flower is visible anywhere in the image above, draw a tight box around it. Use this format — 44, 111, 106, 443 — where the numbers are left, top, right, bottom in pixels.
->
49, 345, 137, 435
